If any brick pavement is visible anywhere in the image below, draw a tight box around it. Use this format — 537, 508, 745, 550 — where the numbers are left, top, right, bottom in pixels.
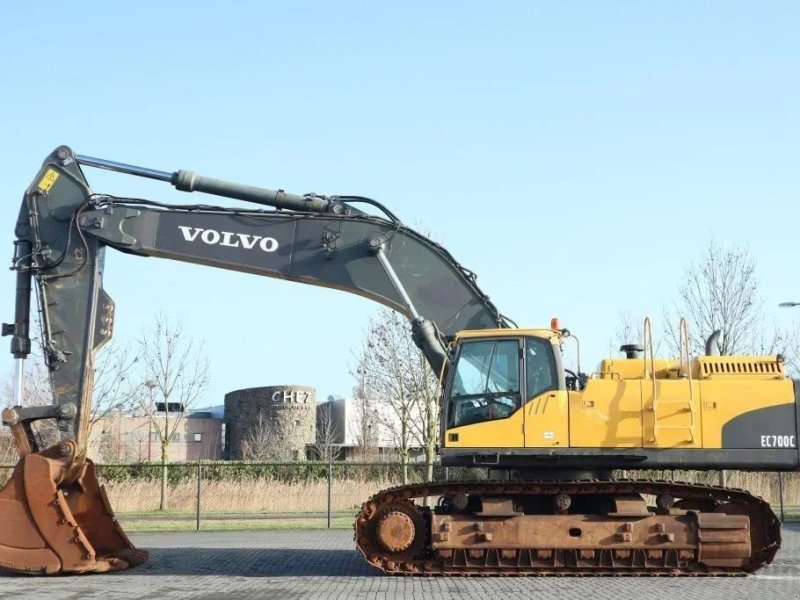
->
1, 525, 798, 600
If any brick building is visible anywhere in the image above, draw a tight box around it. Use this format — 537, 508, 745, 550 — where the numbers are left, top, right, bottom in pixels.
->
87, 409, 223, 463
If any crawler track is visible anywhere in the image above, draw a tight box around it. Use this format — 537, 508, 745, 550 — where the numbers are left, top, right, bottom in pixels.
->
354, 479, 781, 575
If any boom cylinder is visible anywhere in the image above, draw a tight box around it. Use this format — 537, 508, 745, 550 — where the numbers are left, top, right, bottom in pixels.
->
367, 237, 448, 375
170, 169, 327, 212
76, 154, 331, 213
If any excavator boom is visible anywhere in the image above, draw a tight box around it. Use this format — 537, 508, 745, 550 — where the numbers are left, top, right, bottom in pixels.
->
0, 145, 508, 574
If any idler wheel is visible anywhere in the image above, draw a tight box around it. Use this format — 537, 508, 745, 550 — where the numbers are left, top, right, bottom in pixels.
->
377, 511, 416, 553
372, 501, 426, 557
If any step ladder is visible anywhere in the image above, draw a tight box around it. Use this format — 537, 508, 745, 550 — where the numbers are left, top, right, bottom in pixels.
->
644, 317, 696, 444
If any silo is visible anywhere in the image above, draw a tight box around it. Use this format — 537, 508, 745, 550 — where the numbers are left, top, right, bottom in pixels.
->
224, 385, 316, 460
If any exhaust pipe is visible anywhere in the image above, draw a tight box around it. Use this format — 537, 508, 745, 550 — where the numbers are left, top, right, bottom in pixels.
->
705, 330, 722, 356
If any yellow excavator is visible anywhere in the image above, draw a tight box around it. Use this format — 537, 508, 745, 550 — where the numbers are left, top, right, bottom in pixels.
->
0, 146, 796, 575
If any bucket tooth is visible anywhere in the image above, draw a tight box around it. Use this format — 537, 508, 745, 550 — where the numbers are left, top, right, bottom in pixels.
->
0, 442, 148, 574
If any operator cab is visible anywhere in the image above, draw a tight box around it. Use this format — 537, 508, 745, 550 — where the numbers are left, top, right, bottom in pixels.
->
446, 331, 563, 429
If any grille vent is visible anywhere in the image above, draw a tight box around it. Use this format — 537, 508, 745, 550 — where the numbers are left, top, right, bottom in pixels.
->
698, 357, 784, 379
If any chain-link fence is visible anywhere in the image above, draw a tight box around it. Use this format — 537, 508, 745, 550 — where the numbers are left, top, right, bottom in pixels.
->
95, 462, 461, 532
0, 463, 797, 532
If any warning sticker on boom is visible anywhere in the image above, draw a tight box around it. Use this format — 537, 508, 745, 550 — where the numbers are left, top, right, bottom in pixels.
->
37, 168, 60, 192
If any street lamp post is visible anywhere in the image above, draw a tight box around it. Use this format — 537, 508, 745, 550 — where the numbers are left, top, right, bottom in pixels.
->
773, 302, 795, 514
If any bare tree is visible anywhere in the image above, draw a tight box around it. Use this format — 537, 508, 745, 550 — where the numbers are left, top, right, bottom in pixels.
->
663, 241, 783, 357
1, 312, 139, 463
354, 309, 439, 483
314, 401, 341, 462
409, 347, 439, 482
660, 241, 789, 487
121, 422, 151, 462
358, 311, 414, 480
96, 425, 123, 463
1, 360, 58, 459
608, 310, 643, 356
241, 411, 292, 461
88, 342, 141, 435
138, 314, 209, 511
2, 361, 52, 407
350, 352, 382, 463
777, 323, 800, 377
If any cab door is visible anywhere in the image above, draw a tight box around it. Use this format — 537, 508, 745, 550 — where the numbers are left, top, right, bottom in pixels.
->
443, 338, 525, 449
524, 336, 569, 448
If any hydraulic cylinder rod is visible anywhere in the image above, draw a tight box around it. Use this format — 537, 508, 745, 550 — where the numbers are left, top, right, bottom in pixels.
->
3, 240, 33, 405
369, 237, 448, 375
75, 154, 330, 213
371, 242, 421, 319
75, 154, 172, 182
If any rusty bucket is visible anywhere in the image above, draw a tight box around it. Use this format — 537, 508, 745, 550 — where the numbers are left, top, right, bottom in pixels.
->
0, 440, 148, 574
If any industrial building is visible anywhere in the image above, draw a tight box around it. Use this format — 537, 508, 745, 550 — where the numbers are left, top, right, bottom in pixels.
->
224, 385, 317, 460
86, 408, 223, 463
86, 385, 406, 463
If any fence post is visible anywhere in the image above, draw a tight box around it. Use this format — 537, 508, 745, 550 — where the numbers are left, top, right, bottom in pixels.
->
778, 472, 785, 524
718, 470, 726, 487
196, 462, 202, 532
326, 456, 332, 529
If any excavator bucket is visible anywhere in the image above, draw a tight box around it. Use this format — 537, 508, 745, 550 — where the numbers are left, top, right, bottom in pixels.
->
0, 440, 148, 574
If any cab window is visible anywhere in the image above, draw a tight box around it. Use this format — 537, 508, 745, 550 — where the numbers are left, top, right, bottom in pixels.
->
525, 336, 558, 399
448, 339, 520, 428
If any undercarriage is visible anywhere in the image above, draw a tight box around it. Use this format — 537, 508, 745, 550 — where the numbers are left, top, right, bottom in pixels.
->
354, 479, 781, 575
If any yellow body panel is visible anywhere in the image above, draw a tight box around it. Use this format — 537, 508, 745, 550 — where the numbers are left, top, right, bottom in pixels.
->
444, 391, 570, 449
599, 358, 682, 380
444, 405, 525, 448
568, 380, 643, 447
600, 355, 785, 382
524, 390, 569, 448
699, 379, 794, 448
442, 330, 795, 457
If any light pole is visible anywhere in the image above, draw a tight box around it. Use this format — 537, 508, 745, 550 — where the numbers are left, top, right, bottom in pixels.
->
774, 302, 794, 515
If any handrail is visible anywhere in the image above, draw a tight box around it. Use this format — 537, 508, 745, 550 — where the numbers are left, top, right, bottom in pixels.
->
679, 317, 695, 410
652, 318, 696, 443
643, 317, 657, 406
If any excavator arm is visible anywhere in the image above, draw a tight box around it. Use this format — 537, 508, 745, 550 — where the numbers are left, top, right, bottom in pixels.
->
0, 145, 509, 574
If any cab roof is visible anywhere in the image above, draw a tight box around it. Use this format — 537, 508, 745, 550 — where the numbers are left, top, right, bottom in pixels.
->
455, 328, 560, 342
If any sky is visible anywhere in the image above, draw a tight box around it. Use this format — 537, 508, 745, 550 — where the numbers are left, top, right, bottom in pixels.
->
1, 2, 798, 407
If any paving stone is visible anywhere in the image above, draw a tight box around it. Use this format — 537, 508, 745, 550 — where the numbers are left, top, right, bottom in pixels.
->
0, 525, 797, 599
